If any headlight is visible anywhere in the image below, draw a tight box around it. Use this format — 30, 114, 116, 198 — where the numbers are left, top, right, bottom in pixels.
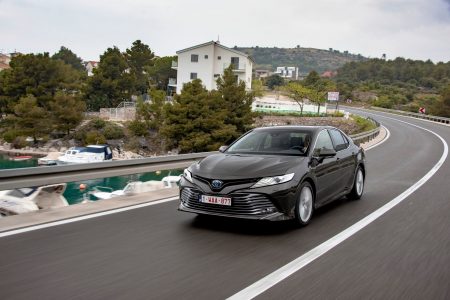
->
251, 173, 295, 188
183, 169, 193, 183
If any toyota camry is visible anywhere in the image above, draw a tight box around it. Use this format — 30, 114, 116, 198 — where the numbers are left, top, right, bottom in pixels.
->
178, 126, 365, 226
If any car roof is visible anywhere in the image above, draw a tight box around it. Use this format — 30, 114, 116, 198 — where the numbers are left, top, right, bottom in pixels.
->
252, 125, 335, 133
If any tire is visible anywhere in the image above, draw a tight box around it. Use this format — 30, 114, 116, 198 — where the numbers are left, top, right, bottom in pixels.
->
295, 182, 314, 226
348, 166, 364, 200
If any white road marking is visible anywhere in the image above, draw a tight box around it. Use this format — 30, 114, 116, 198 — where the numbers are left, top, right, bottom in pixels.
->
0, 196, 179, 238
228, 117, 448, 300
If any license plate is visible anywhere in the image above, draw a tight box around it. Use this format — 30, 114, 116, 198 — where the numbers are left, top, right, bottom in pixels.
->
199, 195, 232, 206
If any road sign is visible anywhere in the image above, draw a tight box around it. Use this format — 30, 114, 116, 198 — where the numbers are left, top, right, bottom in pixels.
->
419, 107, 426, 114
327, 92, 339, 101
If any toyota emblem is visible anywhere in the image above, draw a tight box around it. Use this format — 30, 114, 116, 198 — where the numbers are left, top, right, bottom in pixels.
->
211, 180, 223, 189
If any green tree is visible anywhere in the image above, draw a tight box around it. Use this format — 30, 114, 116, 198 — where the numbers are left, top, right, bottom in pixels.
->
161, 79, 236, 153
215, 65, 254, 134
285, 82, 312, 115
266, 74, 284, 90
134, 88, 166, 132
9, 95, 52, 143
146, 56, 177, 90
303, 70, 321, 87
50, 92, 86, 135
0, 53, 83, 111
125, 40, 155, 94
85, 47, 133, 110
302, 71, 336, 114
251, 79, 264, 97
52, 46, 85, 72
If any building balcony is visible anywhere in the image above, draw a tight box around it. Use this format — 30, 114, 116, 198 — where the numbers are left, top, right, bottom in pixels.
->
224, 63, 246, 72
171, 61, 178, 69
168, 78, 177, 87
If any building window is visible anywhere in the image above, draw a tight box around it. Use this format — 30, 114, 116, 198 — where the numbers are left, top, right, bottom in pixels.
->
217, 56, 221, 60
190, 72, 197, 80
191, 54, 198, 62
204, 55, 208, 59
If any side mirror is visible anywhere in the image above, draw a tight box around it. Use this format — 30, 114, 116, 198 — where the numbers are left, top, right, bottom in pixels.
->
219, 145, 228, 153
318, 148, 337, 157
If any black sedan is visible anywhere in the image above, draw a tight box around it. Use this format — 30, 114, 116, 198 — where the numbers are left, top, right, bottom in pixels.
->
179, 126, 365, 226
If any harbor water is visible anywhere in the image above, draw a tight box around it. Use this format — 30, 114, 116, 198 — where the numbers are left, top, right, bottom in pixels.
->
0, 154, 182, 205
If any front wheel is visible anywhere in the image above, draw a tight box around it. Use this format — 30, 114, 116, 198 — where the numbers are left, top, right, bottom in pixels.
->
295, 182, 314, 226
348, 166, 364, 200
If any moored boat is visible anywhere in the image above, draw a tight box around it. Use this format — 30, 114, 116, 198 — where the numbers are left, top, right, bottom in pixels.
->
10, 155, 33, 161
57, 145, 113, 165
90, 175, 181, 200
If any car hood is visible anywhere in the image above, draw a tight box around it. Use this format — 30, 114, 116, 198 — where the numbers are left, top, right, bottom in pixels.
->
191, 153, 306, 179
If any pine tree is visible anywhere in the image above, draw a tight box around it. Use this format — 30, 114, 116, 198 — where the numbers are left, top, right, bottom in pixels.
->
215, 65, 254, 135
161, 79, 236, 153
50, 92, 86, 135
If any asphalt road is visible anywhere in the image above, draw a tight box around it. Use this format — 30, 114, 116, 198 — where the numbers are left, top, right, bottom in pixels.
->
1, 110, 449, 300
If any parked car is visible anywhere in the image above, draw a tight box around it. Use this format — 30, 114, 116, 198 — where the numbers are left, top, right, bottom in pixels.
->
179, 126, 365, 226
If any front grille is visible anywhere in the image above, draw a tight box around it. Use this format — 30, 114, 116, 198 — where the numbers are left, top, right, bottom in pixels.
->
180, 187, 276, 215
193, 175, 259, 191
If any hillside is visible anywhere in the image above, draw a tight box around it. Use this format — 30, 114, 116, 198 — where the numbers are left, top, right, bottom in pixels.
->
236, 46, 366, 73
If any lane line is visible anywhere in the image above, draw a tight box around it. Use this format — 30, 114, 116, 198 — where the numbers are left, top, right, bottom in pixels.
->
0, 196, 179, 238
228, 117, 448, 300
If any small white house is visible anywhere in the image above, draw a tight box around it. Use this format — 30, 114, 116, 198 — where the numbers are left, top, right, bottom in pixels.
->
275, 66, 299, 80
171, 41, 253, 93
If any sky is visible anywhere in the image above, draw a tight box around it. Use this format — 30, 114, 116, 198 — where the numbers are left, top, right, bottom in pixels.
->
1, 0, 450, 63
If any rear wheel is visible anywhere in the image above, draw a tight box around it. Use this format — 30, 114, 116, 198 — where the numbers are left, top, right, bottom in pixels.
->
295, 182, 314, 226
349, 166, 364, 200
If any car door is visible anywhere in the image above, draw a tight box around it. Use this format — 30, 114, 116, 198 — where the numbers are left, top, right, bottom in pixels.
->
311, 130, 341, 205
328, 129, 355, 192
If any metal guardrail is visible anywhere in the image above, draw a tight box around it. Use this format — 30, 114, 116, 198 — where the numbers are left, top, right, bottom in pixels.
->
0, 152, 214, 190
370, 107, 450, 124
349, 117, 381, 146
0, 117, 381, 190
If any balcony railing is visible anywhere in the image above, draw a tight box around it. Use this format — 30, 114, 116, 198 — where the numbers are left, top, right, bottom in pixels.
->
168, 78, 177, 86
223, 63, 246, 72
171, 61, 178, 69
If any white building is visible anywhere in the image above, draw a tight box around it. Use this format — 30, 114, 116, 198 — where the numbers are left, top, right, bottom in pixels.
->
275, 66, 299, 80
85, 61, 99, 76
171, 41, 253, 93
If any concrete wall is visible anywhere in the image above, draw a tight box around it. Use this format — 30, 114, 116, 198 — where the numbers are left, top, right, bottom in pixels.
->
99, 107, 136, 121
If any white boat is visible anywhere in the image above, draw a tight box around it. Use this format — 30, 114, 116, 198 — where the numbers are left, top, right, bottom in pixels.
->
38, 152, 61, 166
0, 183, 69, 216
57, 145, 113, 165
90, 175, 181, 200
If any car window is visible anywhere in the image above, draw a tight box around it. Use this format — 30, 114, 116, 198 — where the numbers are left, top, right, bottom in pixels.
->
313, 130, 334, 154
226, 129, 312, 155
329, 129, 348, 151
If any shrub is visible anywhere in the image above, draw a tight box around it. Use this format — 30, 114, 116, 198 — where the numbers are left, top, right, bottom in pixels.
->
352, 115, 377, 132
127, 120, 148, 137
103, 123, 125, 139
90, 118, 106, 130
372, 96, 394, 109
3, 130, 19, 143
12, 136, 28, 149
85, 131, 106, 145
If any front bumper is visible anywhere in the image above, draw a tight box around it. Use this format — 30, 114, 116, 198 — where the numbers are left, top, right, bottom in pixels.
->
178, 184, 296, 221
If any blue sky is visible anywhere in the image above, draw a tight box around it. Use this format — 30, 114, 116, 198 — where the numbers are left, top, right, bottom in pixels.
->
1, 0, 449, 62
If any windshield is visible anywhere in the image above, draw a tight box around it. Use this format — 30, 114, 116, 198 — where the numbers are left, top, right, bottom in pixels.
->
226, 129, 312, 155
83, 147, 105, 153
